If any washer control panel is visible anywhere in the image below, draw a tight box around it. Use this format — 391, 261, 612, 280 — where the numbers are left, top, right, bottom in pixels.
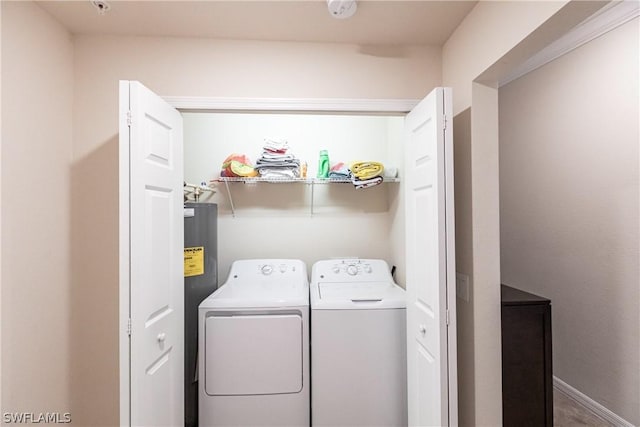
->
313, 259, 393, 282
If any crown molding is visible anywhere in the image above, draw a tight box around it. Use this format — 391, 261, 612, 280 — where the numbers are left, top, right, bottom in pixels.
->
499, 0, 640, 87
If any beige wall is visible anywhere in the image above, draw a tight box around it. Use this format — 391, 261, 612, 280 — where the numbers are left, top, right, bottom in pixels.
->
441, 1, 608, 425
71, 34, 440, 424
499, 18, 640, 425
0, 0, 4, 414
1, 0, 74, 419
469, 82, 503, 425
74, 35, 440, 159
452, 108, 474, 424
443, 0, 567, 115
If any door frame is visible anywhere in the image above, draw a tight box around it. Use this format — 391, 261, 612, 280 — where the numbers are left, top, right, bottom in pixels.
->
119, 94, 460, 426
162, 97, 420, 113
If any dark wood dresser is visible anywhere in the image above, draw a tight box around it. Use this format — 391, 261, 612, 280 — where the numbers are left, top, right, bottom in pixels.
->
501, 284, 553, 426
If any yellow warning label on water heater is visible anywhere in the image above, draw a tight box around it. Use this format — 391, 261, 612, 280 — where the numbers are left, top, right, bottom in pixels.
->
184, 246, 205, 277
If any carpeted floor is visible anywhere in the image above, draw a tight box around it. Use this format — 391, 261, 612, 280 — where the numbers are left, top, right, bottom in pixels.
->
554, 390, 614, 427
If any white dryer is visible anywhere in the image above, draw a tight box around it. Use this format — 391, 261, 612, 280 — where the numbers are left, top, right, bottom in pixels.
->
311, 259, 407, 427
198, 259, 309, 427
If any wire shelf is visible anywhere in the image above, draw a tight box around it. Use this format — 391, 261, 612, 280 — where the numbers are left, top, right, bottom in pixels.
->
214, 176, 399, 216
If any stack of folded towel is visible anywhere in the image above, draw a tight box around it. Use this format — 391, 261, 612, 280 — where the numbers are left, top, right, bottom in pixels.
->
349, 161, 384, 189
328, 162, 350, 180
254, 138, 301, 179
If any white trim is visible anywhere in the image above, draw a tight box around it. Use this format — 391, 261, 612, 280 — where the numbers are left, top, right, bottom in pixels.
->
118, 80, 131, 427
553, 376, 635, 427
499, 0, 640, 87
163, 96, 420, 113
443, 87, 459, 427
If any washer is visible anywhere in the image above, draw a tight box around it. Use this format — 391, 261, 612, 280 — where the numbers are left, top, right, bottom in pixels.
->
310, 259, 407, 427
198, 259, 309, 427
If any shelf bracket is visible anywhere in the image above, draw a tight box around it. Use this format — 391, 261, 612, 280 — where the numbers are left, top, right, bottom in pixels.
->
310, 180, 315, 217
223, 179, 236, 217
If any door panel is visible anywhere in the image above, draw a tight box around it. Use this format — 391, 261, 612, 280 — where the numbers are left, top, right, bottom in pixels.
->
205, 314, 303, 396
144, 114, 173, 168
404, 87, 457, 426
121, 80, 184, 427
143, 188, 172, 324
417, 344, 439, 426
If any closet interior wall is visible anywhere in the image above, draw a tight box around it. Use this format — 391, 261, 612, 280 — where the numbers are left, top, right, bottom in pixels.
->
183, 112, 407, 284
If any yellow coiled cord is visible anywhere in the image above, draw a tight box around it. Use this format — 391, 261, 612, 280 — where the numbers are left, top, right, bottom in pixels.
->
350, 161, 384, 180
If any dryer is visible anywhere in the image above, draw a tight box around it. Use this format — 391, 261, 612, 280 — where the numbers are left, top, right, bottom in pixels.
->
198, 259, 309, 427
311, 259, 407, 427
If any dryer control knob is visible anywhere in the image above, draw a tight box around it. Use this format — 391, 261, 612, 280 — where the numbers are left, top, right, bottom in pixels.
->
347, 265, 358, 276
332, 265, 340, 274
261, 264, 273, 275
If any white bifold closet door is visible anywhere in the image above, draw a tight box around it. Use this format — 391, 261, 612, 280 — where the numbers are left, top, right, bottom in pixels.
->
119, 80, 184, 427
404, 87, 458, 427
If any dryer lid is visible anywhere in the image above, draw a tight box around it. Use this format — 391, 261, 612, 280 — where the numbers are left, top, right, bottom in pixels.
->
312, 281, 405, 310
200, 281, 309, 309
199, 258, 310, 309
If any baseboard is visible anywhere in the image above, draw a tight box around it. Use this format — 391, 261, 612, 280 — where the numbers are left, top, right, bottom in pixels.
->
553, 376, 635, 427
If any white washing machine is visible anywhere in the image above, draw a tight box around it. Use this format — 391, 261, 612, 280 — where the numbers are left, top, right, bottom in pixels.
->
311, 259, 407, 427
198, 259, 309, 427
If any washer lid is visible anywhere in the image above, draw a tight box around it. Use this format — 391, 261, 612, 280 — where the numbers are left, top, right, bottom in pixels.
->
311, 281, 405, 309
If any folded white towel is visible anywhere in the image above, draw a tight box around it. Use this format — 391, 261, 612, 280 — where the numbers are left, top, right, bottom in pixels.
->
259, 168, 299, 179
263, 138, 289, 152
260, 152, 295, 161
383, 166, 398, 178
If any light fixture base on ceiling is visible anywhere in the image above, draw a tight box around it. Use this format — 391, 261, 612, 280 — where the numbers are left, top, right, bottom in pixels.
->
327, 0, 357, 19
91, 0, 111, 15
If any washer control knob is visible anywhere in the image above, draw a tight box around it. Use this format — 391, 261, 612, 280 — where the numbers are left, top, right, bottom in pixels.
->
261, 264, 273, 275
347, 265, 358, 276
279, 264, 287, 273
332, 265, 340, 274
364, 264, 372, 273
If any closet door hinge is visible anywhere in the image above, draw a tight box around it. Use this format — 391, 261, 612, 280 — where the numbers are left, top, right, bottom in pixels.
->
443, 114, 448, 131
127, 318, 132, 336
126, 110, 132, 127
446, 309, 450, 326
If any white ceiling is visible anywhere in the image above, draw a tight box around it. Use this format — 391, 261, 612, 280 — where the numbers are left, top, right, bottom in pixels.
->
37, 1, 477, 46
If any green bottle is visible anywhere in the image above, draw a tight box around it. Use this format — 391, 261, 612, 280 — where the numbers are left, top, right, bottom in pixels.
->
317, 150, 330, 178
